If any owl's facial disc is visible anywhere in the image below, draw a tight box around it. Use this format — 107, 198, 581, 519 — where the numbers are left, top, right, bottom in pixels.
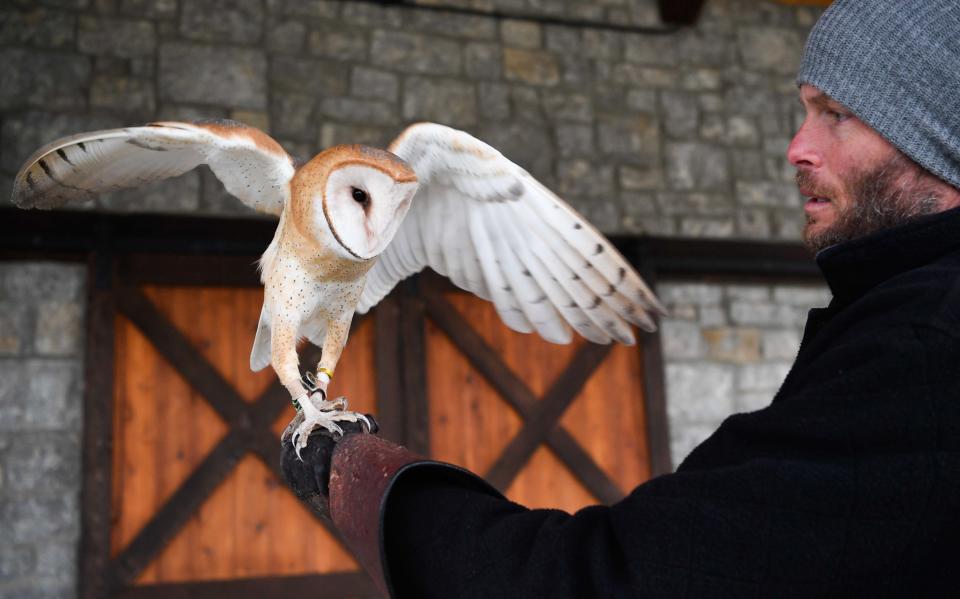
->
322, 164, 418, 260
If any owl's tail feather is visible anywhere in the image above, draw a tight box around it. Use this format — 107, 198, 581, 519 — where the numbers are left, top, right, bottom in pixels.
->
250, 307, 271, 372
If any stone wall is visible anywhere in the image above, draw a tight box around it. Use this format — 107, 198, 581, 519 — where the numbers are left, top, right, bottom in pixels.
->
658, 280, 831, 463
1, 0, 823, 238
0, 263, 86, 599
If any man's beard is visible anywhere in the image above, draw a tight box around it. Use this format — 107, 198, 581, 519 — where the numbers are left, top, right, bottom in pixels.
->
799, 152, 943, 253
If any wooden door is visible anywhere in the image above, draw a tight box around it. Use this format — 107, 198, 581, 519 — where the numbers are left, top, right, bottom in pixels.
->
81, 253, 667, 598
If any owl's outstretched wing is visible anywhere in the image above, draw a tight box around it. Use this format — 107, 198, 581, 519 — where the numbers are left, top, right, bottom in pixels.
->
357, 122, 666, 345
11, 119, 294, 215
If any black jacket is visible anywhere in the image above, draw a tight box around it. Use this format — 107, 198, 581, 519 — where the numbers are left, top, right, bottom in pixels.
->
383, 208, 960, 598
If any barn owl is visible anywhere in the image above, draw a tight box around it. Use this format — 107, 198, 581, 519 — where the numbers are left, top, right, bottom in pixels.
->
11, 119, 666, 454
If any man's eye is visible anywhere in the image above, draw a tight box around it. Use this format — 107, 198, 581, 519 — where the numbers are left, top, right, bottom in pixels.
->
827, 109, 849, 122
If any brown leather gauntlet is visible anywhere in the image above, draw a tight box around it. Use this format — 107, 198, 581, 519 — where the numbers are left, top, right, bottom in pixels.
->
328, 434, 502, 598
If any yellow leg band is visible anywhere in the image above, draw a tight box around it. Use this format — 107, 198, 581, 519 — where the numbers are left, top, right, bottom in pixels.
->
318, 367, 334, 381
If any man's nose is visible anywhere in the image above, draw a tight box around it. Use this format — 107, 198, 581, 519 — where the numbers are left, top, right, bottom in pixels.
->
787, 120, 822, 169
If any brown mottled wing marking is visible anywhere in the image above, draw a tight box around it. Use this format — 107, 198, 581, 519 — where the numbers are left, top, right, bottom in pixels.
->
359, 122, 665, 346
12, 120, 295, 215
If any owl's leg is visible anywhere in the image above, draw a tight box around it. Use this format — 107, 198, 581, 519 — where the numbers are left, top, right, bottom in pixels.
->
290, 318, 372, 455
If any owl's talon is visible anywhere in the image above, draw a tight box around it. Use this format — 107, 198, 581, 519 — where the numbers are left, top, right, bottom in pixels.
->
290, 405, 371, 459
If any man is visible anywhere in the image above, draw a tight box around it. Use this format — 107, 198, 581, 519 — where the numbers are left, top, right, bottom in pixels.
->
282, 0, 960, 596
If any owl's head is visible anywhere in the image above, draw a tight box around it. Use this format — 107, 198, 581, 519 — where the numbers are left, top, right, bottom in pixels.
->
295, 145, 418, 261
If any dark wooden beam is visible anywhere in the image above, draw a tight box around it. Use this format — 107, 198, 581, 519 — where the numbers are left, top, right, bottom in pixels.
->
656, 0, 707, 25
657, 0, 707, 25
114, 572, 378, 599
79, 251, 117, 599
400, 280, 430, 454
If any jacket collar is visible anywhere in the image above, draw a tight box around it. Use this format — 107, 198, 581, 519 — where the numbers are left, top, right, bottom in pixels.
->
816, 206, 960, 304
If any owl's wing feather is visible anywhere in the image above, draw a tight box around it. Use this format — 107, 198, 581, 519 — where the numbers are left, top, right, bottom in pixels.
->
357, 122, 666, 343
12, 120, 294, 215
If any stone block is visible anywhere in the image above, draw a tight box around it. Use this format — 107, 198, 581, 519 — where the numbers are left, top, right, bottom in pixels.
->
665, 143, 730, 191
772, 285, 831, 307
99, 170, 200, 213
735, 181, 796, 207
0, 581, 75, 599
543, 24, 579, 54
622, 35, 677, 66
477, 82, 510, 120
700, 305, 726, 327
0, 303, 31, 357
542, 92, 592, 122
270, 56, 348, 98
402, 77, 476, 126
90, 76, 155, 115
503, 48, 559, 86
371, 31, 460, 75
230, 109, 270, 133
554, 123, 594, 158
555, 159, 614, 197
120, 0, 176, 18
34, 302, 82, 357
307, 27, 367, 61
0, 49, 90, 112
322, 97, 398, 126
738, 26, 803, 75
762, 329, 801, 360
625, 89, 656, 113
351, 67, 398, 102
581, 29, 621, 60
180, 0, 262, 44
736, 208, 771, 238
78, 16, 155, 58
658, 283, 722, 305
610, 64, 676, 88
656, 192, 731, 216
731, 150, 766, 180
660, 320, 705, 359
620, 191, 658, 216
319, 123, 391, 150
677, 31, 734, 66
730, 301, 806, 327
33, 542, 76, 585
0, 544, 34, 580
0, 495, 78, 544
597, 114, 659, 163
619, 165, 663, 190
681, 68, 722, 91
660, 91, 699, 139
159, 43, 266, 109
506, 86, 545, 125
773, 209, 805, 240
703, 327, 761, 363
341, 1, 403, 28
22, 360, 83, 430
0, 7, 75, 48
408, 9, 495, 40
679, 217, 735, 238
501, 18, 541, 48
2, 432, 81, 496
465, 42, 502, 80
265, 0, 339, 19
726, 284, 769, 301
265, 19, 306, 55
665, 363, 735, 423
621, 214, 676, 236
0, 263, 84, 303
156, 104, 227, 122
556, 55, 592, 87
738, 362, 791, 392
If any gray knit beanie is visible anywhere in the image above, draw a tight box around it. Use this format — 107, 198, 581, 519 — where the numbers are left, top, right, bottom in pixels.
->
797, 0, 960, 191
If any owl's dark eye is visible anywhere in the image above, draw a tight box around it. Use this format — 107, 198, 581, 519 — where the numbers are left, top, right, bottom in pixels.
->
351, 187, 369, 206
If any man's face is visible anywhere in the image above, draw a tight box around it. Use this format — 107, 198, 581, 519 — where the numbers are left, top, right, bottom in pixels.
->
788, 85, 951, 252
